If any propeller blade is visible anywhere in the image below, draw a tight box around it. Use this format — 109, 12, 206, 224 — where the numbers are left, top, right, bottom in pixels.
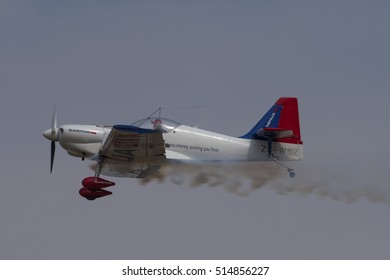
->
51, 108, 57, 133
50, 141, 55, 174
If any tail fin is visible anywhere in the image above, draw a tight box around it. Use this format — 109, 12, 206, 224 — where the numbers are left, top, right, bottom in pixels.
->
241, 97, 302, 144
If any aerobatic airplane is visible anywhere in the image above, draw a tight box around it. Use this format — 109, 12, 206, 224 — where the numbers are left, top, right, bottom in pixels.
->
43, 97, 303, 200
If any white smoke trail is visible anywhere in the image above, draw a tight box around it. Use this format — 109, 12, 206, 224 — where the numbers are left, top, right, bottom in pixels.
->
187, 162, 282, 196
141, 161, 390, 205
282, 163, 390, 205
142, 161, 285, 196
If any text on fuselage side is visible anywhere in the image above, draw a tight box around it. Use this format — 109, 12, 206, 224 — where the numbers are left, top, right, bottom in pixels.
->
69, 128, 97, 135
110, 133, 141, 160
261, 144, 299, 156
168, 143, 219, 153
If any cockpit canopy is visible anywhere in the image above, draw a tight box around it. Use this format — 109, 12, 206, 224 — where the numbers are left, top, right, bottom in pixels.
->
131, 117, 181, 133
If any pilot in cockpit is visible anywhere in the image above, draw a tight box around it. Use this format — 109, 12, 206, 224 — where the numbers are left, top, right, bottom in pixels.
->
151, 118, 163, 131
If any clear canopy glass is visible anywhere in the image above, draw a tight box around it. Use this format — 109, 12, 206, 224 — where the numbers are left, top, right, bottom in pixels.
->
131, 117, 181, 132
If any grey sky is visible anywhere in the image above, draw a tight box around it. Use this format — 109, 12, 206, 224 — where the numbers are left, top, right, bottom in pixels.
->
1, 0, 390, 259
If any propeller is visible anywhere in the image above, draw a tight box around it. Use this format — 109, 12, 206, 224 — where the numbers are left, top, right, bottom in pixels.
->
50, 140, 55, 174
43, 109, 60, 174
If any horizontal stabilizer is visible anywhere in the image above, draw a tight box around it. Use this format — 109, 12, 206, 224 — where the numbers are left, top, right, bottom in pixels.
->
256, 127, 294, 139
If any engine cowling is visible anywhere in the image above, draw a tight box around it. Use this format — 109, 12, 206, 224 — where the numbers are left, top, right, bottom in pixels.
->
58, 125, 108, 158
60, 125, 105, 144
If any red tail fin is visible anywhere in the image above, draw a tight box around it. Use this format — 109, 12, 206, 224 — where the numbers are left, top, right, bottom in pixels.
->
275, 97, 302, 144
241, 97, 302, 144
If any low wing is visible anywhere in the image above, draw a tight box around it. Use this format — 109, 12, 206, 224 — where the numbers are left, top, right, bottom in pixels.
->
99, 125, 166, 178
101, 125, 165, 160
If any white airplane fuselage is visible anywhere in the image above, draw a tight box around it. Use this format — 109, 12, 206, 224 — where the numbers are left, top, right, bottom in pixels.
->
42, 97, 303, 200
55, 124, 303, 163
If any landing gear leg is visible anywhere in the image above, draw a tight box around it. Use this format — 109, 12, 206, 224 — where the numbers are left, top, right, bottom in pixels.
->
273, 157, 296, 178
266, 136, 296, 178
267, 137, 274, 158
287, 168, 296, 178
94, 153, 104, 178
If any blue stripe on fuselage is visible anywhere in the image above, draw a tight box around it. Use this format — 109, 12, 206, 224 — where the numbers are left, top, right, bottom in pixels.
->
113, 125, 158, 134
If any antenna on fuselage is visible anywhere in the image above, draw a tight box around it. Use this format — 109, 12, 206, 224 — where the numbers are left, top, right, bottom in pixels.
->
193, 113, 211, 128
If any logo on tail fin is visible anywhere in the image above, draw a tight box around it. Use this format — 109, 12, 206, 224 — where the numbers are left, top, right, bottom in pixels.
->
241, 97, 302, 144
